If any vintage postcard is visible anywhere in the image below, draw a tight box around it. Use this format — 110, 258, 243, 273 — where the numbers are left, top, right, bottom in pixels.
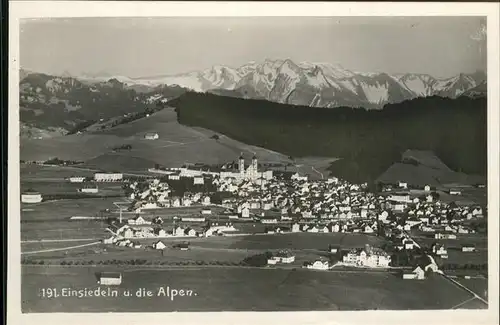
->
7, 2, 500, 325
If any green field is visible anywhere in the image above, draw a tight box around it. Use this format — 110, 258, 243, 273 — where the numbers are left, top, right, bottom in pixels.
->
22, 265, 480, 312
21, 197, 122, 221
214, 232, 386, 250
21, 164, 95, 180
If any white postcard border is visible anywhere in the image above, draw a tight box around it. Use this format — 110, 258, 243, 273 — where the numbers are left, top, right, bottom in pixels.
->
7, 2, 500, 325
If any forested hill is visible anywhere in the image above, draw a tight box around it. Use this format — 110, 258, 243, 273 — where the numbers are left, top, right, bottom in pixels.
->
170, 93, 487, 183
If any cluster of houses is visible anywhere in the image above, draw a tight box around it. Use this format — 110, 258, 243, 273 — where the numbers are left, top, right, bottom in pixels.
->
125, 179, 214, 212
104, 216, 238, 245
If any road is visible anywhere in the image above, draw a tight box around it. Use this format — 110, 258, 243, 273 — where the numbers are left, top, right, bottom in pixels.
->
402, 230, 488, 307
21, 241, 101, 255
22, 238, 100, 243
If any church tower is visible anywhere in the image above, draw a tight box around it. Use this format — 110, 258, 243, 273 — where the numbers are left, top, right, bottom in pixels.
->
251, 155, 258, 179
239, 154, 245, 176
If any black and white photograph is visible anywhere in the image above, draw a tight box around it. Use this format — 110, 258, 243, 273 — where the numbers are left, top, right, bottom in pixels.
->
7, 1, 500, 324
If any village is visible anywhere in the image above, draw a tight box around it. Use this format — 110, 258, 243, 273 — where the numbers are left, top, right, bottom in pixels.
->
29, 153, 483, 281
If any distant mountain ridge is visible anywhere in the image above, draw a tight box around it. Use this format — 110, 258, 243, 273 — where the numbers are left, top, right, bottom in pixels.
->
18, 71, 189, 137
33, 58, 486, 109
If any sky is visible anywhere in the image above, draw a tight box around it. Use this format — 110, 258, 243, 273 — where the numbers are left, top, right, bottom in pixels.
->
20, 16, 487, 79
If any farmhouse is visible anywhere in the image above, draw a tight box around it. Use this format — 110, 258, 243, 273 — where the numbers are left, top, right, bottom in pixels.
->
79, 185, 98, 193
69, 176, 85, 183
431, 243, 448, 256
153, 240, 167, 250
329, 245, 340, 254
94, 173, 123, 182
175, 243, 190, 251
435, 233, 457, 240
128, 215, 150, 225
402, 266, 425, 280
21, 191, 43, 203
305, 260, 329, 270
98, 272, 122, 285
461, 244, 476, 252
144, 132, 159, 140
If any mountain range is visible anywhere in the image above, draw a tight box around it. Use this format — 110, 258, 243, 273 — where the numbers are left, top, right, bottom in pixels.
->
70, 58, 486, 109
18, 58, 487, 138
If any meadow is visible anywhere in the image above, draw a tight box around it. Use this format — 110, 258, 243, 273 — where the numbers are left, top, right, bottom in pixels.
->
22, 265, 479, 312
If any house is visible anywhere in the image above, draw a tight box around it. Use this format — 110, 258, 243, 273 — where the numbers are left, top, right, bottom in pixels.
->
201, 208, 212, 215
202, 196, 211, 206
185, 228, 197, 237
267, 257, 278, 265
69, 176, 85, 183
168, 174, 181, 180
305, 260, 329, 270
404, 240, 416, 250
424, 185, 431, 192
174, 226, 185, 237
462, 244, 476, 252
153, 240, 167, 250
152, 216, 164, 225
329, 245, 340, 254
402, 266, 425, 280
21, 191, 43, 203
175, 243, 190, 251
154, 228, 166, 237
94, 173, 123, 182
389, 192, 411, 203
432, 243, 448, 256
80, 185, 98, 194
241, 207, 250, 218
398, 182, 408, 189
102, 236, 116, 244
291, 223, 301, 233
122, 228, 134, 239
98, 272, 122, 285
131, 241, 142, 249
307, 225, 319, 233
261, 217, 278, 224
449, 189, 462, 195
144, 132, 159, 140
128, 215, 149, 225
193, 176, 204, 185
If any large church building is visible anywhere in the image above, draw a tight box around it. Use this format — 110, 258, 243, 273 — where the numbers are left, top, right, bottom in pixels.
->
220, 154, 273, 182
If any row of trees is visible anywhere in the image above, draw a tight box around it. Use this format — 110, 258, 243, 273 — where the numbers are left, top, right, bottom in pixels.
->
22, 259, 246, 267
441, 263, 488, 271
43, 157, 83, 166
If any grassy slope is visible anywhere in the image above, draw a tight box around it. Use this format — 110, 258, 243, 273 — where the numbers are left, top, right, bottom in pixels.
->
21, 107, 299, 172
170, 93, 487, 183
